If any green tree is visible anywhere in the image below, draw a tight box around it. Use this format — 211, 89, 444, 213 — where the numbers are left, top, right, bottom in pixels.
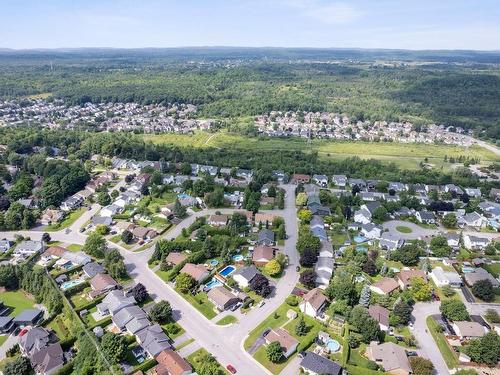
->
266, 341, 283, 363
95, 224, 109, 235
149, 301, 173, 324
121, 229, 133, 244
0, 265, 18, 290
440, 300, 469, 321
3, 356, 31, 375
358, 284, 371, 307
83, 231, 106, 258
411, 277, 433, 301
101, 332, 127, 364
472, 279, 494, 302
298, 209, 312, 222
176, 273, 196, 293
173, 199, 187, 218
295, 192, 308, 206
442, 213, 457, 228
295, 316, 308, 336
409, 356, 434, 375
97, 191, 111, 206
391, 299, 413, 326
430, 236, 451, 257
465, 331, 500, 366
264, 259, 282, 276
391, 243, 423, 266
484, 309, 500, 324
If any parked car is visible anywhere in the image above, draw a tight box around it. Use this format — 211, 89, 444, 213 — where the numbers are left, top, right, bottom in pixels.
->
226, 364, 237, 374
258, 300, 265, 308
406, 351, 418, 357
230, 302, 243, 312
296, 266, 300, 272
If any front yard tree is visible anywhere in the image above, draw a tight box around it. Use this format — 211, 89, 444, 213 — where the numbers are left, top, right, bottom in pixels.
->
299, 270, 317, 290
149, 301, 173, 323
411, 278, 433, 301
472, 279, 494, 302
249, 274, 271, 297
130, 283, 149, 303
430, 236, 451, 257
409, 356, 434, 375
97, 191, 111, 206
442, 213, 457, 228
83, 231, 106, 258
362, 258, 377, 276
266, 341, 283, 363
41, 232, 51, 243
465, 331, 500, 366
298, 209, 312, 223
299, 248, 318, 267
349, 306, 380, 343
173, 199, 186, 218
295, 316, 308, 336
121, 229, 133, 244
101, 332, 127, 364
391, 298, 413, 325
440, 300, 470, 321
264, 259, 282, 277
391, 243, 423, 266
295, 192, 307, 206
176, 273, 195, 294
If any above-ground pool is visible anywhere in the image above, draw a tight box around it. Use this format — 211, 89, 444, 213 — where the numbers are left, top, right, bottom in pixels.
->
326, 339, 341, 353
209, 259, 219, 267
60, 278, 85, 291
353, 235, 366, 243
219, 265, 236, 277
232, 254, 244, 262
355, 246, 367, 253
203, 278, 223, 291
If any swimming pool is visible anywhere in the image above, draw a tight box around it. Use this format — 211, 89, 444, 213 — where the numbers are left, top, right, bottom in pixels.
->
177, 193, 190, 199
353, 235, 367, 243
203, 278, 223, 291
219, 265, 236, 277
462, 266, 475, 273
209, 259, 219, 267
60, 278, 85, 291
326, 339, 341, 353
355, 246, 367, 253
62, 262, 74, 270
232, 254, 244, 262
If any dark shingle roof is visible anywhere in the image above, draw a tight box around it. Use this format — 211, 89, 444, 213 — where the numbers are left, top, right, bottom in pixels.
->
300, 352, 342, 375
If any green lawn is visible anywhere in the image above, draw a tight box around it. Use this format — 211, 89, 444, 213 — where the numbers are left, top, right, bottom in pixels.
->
47, 315, 72, 340
66, 244, 83, 252
0, 291, 35, 316
45, 207, 86, 231
70, 289, 91, 309
426, 316, 458, 368
179, 291, 217, 320
253, 346, 291, 375
0, 336, 7, 346
216, 315, 238, 326
395, 225, 412, 234
484, 263, 500, 278
187, 348, 229, 375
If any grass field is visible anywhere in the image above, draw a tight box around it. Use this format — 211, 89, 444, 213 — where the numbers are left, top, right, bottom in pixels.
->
179, 291, 217, 320
144, 131, 500, 170
426, 316, 458, 368
396, 225, 412, 233
0, 291, 35, 316
216, 315, 237, 326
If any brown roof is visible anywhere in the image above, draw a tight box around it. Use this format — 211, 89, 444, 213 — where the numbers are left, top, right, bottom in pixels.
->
116, 221, 134, 231
235, 210, 253, 222
253, 245, 275, 262
264, 328, 298, 352
207, 286, 238, 307
154, 350, 192, 375
397, 269, 427, 287
302, 288, 327, 310
165, 252, 187, 266
292, 174, 310, 181
254, 213, 276, 223
371, 277, 399, 294
366, 342, 411, 374
132, 225, 156, 238
90, 273, 118, 291
43, 246, 67, 258
368, 304, 390, 327
180, 263, 208, 282
208, 214, 228, 224
453, 321, 487, 338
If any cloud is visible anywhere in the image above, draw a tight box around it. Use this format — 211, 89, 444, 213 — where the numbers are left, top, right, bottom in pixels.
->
282, 0, 361, 24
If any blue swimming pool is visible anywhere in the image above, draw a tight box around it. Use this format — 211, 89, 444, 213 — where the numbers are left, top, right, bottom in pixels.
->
203, 278, 222, 291
232, 254, 244, 262
353, 235, 366, 243
60, 278, 85, 291
355, 246, 367, 253
177, 193, 190, 199
326, 339, 340, 352
209, 259, 219, 267
219, 265, 236, 277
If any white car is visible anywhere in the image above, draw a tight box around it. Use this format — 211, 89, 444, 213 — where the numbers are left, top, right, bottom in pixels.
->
257, 300, 266, 308
409, 322, 414, 330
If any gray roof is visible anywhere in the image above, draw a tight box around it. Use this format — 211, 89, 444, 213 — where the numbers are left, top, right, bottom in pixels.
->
14, 309, 43, 324
112, 306, 148, 330
258, 229, 275, 243
92, 216, 112, 226
19, 327, 50, 355
233, 265, 260, 282
300, 352, 342, 375
15, 240, 43, 253
83, 262, 105, 278
136, 324, 172, 357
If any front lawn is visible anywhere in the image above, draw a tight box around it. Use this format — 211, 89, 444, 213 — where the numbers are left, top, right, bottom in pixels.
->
45, 208, 86, 231
0, 290, 35, 316
66, 244, 83, 252
179, 291, 217, 320
395, 225, 412, 233
426, 316, 458, 368
253, 346, 291, 375
187, 348, 228, 375
216, 315, 237, 326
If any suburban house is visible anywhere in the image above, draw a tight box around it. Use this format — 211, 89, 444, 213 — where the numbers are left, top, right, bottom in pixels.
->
14, 309, 44, 327
0, 239, 11, 253
430, 267, 462, 288
415, 210, 436, 224
360, 223, 382, 240
458, 212, 485, 228
208, 214, 229, 227
379, 232, 404, 251
40, 209, 64, 225
100, 204, 123, 217
89, 273, 119, 298
232, 265, 260, 288
165, 252, 187, 266
292, 174, 311, 184
312, 174, 328, 187
299, 288, 327, 318
14, 240, 44, 257
257, 229, 275, 246
445, 233, 460, 250
452, 321, 487, 340
207, 286, 240, 311
300, 352, 342, 375
252, 245, 276, 266
82, 262, 105, 279
315, 257, 334, 288
19, 327, 64, 375
263, 328, 299, 358
354, 202, 381, 224
179, 263, 210, 283
463, 268, 499, 287
370, 278, 400, 295
97, 290, 136, 317
92, 215, 113, 227
254, 213, 276, 226
152, 349, 193, 375
112, 306, 150, 335
135, 324, 172, 358
396, 269, 427, 289
60, 195, 83, 211
332, 175, 347, 187
368, 305, 390, 332
130, 225, 158, 241
463, 234, 490, 250
366, 342, 411, 375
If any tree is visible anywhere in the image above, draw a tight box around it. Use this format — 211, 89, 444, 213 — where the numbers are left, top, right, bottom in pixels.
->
264, 259, 282, 277
409, 356, 434, 375
391, 299, 413, 326
442, 213, 457, 228
268, 185, 276, 197
83, 232, 106, 258
391, 243, 423, 266
196, 352, 222, 375
0, 265, 18, 290
249, 274, 271, 297
441, 285, 456, 298
110, 189, 119, 199
41, 232, 51, 243
299, 248, 318, 267
228, 212, 248, 234
95, 224, 109, 235
3, 356, 31, 375
101, 332, 127, 364
362, 258, 377, 276
465, 331, 500, 366
108, 261, 127, 279
180, 162, 192, 175
485, 308, 500, 324
372, 206, 389, 223
440, 300, 469, 321
430, 236, 451, 257
121, 229, 133, 244
173, 199, 187, 218
266, 341, 283, 363
359, 285, 371, 307
295, 192, 308, 206
298, 209, 312, 223
349, 306, 380, 343
296, 232, 321, 253
149, 300, 173, 323
299, 270, 317, 290
97, 191, 111, 206
205, 187, 225, 208
472, 279, 494, 302
295, 316, 308, 336
176, 273, 196, 294
411, 278, 433, 301
0, 195, 10, 211
325, 276, 357, 305
130, 283, 149, 303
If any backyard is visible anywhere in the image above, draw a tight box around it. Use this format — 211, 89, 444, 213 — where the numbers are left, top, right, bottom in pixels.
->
0, 290, 36, 316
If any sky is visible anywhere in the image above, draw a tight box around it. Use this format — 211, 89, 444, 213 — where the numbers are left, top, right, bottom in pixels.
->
2, 0, 500, 50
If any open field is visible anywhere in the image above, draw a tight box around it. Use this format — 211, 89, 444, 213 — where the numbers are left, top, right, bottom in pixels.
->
0, 291, 35, 316
144, 132, 500, 170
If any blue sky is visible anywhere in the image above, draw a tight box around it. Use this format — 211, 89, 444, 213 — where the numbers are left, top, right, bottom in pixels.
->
2, 0, 500, 50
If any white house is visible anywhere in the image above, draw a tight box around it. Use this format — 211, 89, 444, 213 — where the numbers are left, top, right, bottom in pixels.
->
354, 207, 371, 224
463, 234, 490, 250
315, 257, 334, 288
100, 204, 124, 217
379, 232, 404, 251
332, 175, 347, 187
299, 288, 327, 318
312, 174, 328, 187
430, 267, 462, 288
232, 266, 259, 288
459, 212, 485, 229
14, 240, 44, 256
360, 223, 382, 239
415, 210, 436, 224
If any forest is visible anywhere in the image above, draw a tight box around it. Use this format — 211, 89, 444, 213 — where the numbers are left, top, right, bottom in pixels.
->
0, 48, 499, 139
